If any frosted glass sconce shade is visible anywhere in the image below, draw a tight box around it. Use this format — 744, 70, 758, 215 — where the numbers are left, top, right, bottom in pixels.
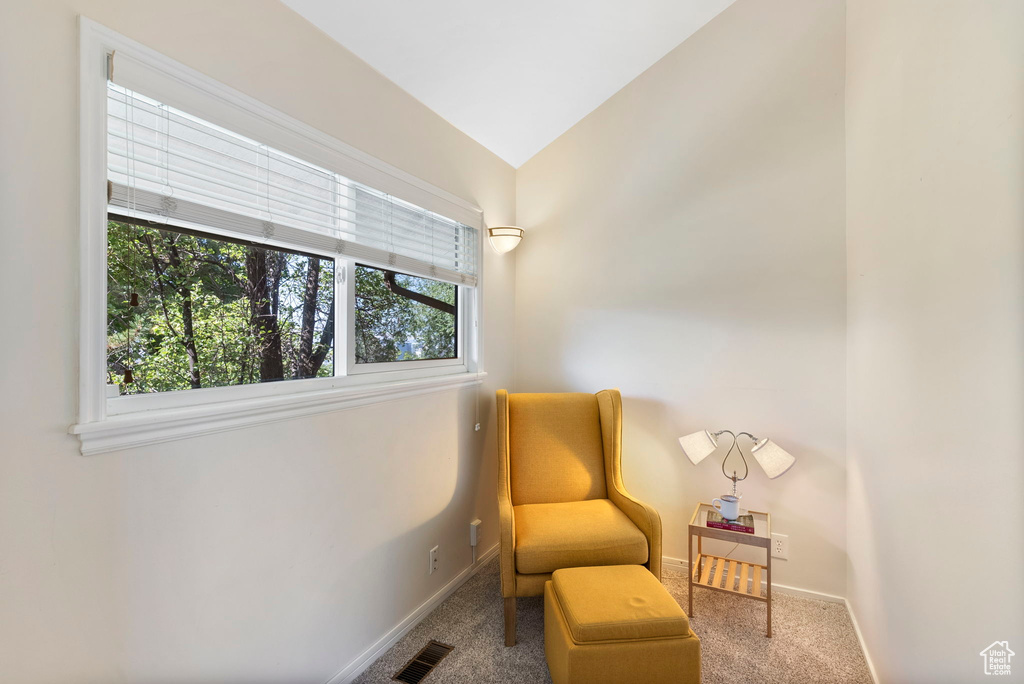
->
488, 226, 524, 254
751, 438, 797, 479
678, 430, 718, 465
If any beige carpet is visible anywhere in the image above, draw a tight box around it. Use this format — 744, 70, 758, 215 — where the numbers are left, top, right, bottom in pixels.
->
354, 557, 872, 683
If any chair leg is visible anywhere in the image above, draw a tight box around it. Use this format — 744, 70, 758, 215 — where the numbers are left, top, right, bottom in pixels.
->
504, 597, 516, 647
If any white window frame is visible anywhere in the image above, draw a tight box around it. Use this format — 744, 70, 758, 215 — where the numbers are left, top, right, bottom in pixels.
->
72, 18, 485, 455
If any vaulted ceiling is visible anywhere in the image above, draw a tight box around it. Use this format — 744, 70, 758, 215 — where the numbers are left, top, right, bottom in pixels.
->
281, 0, 735, 167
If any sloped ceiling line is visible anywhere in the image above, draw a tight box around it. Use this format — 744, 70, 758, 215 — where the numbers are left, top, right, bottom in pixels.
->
281, 0, 736, 167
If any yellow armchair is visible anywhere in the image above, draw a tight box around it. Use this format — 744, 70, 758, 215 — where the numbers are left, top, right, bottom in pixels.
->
497, 388, 662, 646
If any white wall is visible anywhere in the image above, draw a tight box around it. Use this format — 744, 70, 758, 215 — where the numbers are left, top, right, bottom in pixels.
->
845, 1, 1024, 681
0, 2, 515, 682
515, 0, 848, 596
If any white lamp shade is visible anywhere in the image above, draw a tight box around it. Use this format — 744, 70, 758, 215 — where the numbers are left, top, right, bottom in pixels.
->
488, 226, 524, 254
751, 439, 796, 479
678, 430, 718, 466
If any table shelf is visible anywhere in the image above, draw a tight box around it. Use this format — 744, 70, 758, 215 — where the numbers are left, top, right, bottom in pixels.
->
691, 553, 767, 602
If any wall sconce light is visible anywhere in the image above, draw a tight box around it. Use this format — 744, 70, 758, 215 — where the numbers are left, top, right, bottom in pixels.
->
488, 226, 524, 254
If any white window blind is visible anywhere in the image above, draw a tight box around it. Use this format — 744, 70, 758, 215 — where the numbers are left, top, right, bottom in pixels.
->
106, 83, 478, 286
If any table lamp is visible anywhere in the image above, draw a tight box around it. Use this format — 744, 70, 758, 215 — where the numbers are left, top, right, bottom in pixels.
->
678, 429, 796, 496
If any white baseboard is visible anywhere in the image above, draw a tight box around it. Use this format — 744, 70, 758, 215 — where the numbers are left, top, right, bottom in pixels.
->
844, 598, 880, 684
663, 555, 878, 683
321, 550, 877, 684
324, 543, 499, 684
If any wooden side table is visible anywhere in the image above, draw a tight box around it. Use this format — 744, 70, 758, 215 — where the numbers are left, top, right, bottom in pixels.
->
687, 502, 773, 637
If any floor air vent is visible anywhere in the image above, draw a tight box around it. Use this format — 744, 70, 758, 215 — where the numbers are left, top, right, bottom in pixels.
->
392, 640, 454, 683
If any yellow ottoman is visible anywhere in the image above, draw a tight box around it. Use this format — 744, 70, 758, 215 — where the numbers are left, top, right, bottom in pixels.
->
544, 565, 701, 684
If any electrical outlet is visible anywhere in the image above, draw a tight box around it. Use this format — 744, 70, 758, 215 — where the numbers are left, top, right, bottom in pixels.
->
771, 533, 789, 560
429, 545, 439, 575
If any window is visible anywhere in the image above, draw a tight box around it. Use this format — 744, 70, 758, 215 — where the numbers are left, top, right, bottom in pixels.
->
75, 21, 484, 453
103, 82, 476, 398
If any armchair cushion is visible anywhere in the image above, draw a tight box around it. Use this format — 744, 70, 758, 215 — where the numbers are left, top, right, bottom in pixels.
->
513, 499, 649, 574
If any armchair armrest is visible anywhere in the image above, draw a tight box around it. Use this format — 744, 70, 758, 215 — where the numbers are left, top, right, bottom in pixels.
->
597, 389, 663, 580
496, 390, 516, 598
609, 483, 662, 580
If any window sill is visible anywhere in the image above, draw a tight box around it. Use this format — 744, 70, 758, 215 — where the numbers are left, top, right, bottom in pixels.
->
70, 371, 486, 456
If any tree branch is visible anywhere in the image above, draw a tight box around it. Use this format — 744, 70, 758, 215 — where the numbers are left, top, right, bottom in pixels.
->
165, 234, 202, 389
383, 271, 456, 315
141, 233, 183, 341
309, 298, 335, 375
297, 257, 320, 377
